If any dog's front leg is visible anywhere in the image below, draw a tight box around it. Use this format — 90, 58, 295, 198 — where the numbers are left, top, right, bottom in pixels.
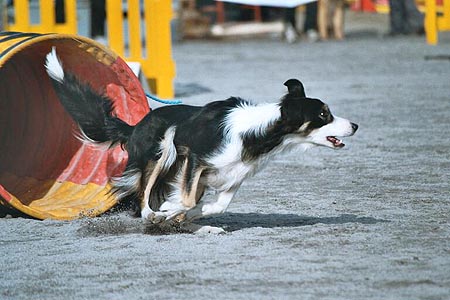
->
140, 127, 178, 223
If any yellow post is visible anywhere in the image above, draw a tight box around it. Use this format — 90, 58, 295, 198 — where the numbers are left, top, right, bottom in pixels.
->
106, 0, 125, 57
142, 0, 175, 98
425, 0, 450, 44
128, 0, 142, 59
39, 0, 55, 31
425, 0, 438, 44
11, 0, 30, 31
439, 0, 450, 29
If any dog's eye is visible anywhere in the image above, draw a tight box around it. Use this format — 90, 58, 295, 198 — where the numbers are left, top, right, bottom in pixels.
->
319, 110, 332, 122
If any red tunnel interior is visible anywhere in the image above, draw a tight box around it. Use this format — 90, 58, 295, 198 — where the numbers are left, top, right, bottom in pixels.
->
0, 35, 150, 219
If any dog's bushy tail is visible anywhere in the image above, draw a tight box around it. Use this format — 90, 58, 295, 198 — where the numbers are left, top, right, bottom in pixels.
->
45, 47, 133, 146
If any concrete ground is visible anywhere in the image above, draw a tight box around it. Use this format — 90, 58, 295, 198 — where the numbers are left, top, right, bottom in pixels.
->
1, 11, 450, 300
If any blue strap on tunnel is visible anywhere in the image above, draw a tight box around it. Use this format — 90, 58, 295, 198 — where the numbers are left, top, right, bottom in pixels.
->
145, 93, 182, 105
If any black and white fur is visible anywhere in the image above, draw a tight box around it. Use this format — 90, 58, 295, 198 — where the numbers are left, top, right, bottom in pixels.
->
45, 48, 358, 234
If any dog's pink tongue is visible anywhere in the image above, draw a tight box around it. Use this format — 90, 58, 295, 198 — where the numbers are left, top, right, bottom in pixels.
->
336, 140, 345, 148
327, 136, 345, 148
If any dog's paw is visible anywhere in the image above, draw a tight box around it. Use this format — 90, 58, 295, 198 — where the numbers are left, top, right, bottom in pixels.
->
141, 206, 154, 220
141, 208, 167, 224
195, 226, 226, 235
181, 223, 226, 234
150, 212, 167, 224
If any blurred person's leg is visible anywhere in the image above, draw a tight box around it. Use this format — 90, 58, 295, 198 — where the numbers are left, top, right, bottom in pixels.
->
304, 2, 318, 41
388, 0, 407, 34
285, 7, 297, 29
404, 0, 424, 34
318, 0, 329, 40
91, 0, 106, 38
304, 2, 318, 32
332, 0, 344, 40
284, 7, 298, 43
55, 0, 65, 23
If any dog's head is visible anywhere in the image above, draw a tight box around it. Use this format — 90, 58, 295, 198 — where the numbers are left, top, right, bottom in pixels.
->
280, 79, 358, 149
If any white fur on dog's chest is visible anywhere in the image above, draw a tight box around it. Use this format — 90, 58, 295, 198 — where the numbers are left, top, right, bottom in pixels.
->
204, 161, 256, 191
203, 102, 282, 192
204, 145, 272, 192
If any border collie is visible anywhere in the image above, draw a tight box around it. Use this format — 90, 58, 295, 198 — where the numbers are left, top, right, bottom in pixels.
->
45, 48, 358, 234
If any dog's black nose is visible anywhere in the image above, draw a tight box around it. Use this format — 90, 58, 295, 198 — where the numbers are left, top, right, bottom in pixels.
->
351, 123, 359, 133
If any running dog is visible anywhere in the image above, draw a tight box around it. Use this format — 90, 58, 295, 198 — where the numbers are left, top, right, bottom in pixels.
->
45, 48, 358, 233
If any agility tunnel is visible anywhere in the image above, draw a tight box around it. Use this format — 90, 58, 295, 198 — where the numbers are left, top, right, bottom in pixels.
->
0, 32, 150, 220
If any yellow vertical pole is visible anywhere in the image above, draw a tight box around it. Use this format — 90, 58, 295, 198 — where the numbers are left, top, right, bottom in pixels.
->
143, 0, 175, 98
128, 0, 142, 59
55, 0, 77, 33
425, 0, 438, 44
40, 0, 55, 32
13, 0, 30, 31
106, 0, 125, 57
442, 0, 450, 28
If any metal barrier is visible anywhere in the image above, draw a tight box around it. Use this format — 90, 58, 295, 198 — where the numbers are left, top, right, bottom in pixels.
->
425, 0, 450, 44
3, 0, 175, 98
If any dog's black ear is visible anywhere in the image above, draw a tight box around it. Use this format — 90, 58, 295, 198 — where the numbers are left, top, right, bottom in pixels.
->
280, 97, 304, 130
284, 79, 306, 97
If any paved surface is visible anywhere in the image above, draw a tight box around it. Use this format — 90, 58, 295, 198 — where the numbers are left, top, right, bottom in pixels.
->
1, 11, 450, 300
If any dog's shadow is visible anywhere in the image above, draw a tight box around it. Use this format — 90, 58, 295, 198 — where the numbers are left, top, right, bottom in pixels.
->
78, 212, 387, 236
196, 212, 387, 232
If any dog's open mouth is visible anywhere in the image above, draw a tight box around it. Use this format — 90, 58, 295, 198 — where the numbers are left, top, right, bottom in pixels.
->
327, 136, 345, 148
